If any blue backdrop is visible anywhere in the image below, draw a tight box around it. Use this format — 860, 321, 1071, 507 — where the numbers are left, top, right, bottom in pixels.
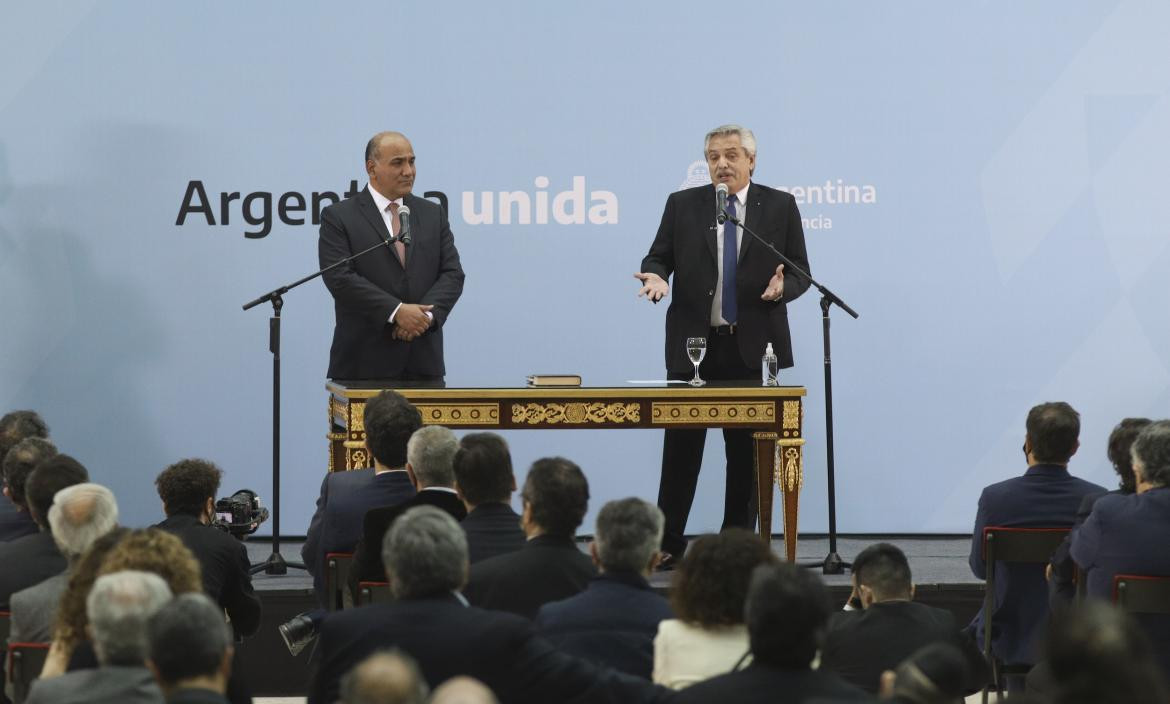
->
2, 1, 1167, 536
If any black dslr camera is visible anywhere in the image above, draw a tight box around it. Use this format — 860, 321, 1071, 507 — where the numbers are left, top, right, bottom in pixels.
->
212, 489, 269, 539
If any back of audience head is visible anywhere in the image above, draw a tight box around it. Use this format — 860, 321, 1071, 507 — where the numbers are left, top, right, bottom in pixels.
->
1024, 401, 1080, 465
340, 650, 429, 704
852, 542, 913, 605
155, 458, 222, 519
1131, 419, 1170, 492
406, 425, 458, 489
452, 432, 514, 507
25, 453, 89, 529
2, 436, 57, 510
520, 457, 589, 538
671, 529, 777, 629
87, 570, 173, 666
147, 593, 233, 695
878, 642, 969, 704
383, 505, 468, 599
429, 676, 500, 704
592, 497, 663, 575
1043, 601, 1169, 704
1108, 418, 1152, 492
0, 409, 49, 463
364, 390, 423, 468
745, 562, 831, 670
48, 482, 119, 560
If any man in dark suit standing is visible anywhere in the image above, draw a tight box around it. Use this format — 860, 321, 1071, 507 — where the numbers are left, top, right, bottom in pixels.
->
821, 543, 983, 694
319, 131, 465, 381
535, 498, 672, 679
153, 458, 261, 639
452, 433, 525, 564
967, 401, 1105, 668
1071, 419, 1170, 677
635, 125, 811, 561
310, 506, 668, 704
350, 425, 467, 595
673, 562, 869, 704
300, 390, 420, 608
463, 457, 595, 619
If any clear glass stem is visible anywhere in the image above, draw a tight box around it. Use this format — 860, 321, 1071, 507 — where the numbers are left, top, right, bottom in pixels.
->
689, 362, 704, 386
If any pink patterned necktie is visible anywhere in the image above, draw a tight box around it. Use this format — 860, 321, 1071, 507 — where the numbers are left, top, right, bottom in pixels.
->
387, 202, 406, 265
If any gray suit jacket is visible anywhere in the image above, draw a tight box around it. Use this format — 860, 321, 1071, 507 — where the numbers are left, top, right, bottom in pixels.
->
9, 572, 68, 643
24, 665, 163, 704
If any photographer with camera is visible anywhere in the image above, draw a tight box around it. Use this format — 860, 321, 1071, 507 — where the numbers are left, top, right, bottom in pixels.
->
154, 459, 261, 639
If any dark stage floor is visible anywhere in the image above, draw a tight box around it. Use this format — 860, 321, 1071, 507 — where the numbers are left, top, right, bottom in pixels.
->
236, 535, 984, 697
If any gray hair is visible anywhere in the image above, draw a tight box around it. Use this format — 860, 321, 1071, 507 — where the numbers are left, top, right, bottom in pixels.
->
382, 505, 468, 599
340, 650, 429, 704
407, 426, 458, 488
87, 570, 173, 665
1132, 420, 1170, 487
704, 124, 757, 156
594, 498, 664, 573
48, 483, 119, 559
148, 593, 232, 685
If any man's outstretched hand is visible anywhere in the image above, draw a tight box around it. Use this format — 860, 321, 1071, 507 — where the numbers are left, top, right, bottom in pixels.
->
634, 272, 669, 303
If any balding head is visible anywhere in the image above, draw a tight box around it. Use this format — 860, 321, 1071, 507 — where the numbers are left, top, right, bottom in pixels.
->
365, 131, 410, 162
340, 650, 428, 704
365, 132, 416, 201
49, 483, 119, 559
429, 677, 499, 704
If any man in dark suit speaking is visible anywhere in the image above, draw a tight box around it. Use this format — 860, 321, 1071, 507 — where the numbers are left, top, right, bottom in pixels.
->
319, 131, 465, 380
635, 125, 811, 561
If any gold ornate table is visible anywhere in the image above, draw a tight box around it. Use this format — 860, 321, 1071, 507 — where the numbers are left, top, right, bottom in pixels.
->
326, 381, 807, 561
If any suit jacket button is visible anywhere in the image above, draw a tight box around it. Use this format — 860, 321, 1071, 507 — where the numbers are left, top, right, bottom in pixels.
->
707, 290, 714, 296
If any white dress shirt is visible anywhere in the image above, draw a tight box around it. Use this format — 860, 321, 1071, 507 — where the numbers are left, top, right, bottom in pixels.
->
710, 182, 750, 326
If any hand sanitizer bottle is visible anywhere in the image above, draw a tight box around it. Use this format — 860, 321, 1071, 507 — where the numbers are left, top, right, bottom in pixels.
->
762, 343, 778, 386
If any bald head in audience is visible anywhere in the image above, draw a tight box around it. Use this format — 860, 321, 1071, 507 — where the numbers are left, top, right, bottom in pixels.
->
340, 651, 429, 704
429, 676, 499, 704
48, 483, 119, 561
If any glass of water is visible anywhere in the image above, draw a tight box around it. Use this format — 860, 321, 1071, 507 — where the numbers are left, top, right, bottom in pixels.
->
686, 337, 707, 387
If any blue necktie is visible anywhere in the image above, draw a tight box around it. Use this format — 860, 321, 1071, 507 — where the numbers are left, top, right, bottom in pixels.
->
722, 194, 738, 324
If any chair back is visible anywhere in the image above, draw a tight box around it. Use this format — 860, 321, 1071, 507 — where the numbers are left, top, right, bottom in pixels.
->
324, 552, 354, 611
1113, 574, 1170, 614
357, 581, 393, 606
7, 642, 50, 704
980, 526, 1071, 704
0, 610, 10, 646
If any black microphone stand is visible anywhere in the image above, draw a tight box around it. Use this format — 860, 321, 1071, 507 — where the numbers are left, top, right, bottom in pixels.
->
721, 208, 859, 575
242, 235, 403, 575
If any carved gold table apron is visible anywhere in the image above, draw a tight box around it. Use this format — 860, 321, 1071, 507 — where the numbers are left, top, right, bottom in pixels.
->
326, 382, 806, 561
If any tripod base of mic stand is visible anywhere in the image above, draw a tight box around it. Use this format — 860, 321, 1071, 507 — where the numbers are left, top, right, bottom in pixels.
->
250, 551, 307, 576
799, 552, 851, 575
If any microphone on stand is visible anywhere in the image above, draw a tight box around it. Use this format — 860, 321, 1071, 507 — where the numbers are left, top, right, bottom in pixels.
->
397, 204, 412, 245
715, 183, 729, 224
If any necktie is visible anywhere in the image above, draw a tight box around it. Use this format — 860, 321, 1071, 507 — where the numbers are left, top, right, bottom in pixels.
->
722, 194, 738, 324
387, 202, 406, 265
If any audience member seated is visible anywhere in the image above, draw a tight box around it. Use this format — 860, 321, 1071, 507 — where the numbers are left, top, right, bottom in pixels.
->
146, 593, 235, 704
535, 497, 671, 678
1033, 601, 1169, 704
878, 642, 972, 704
967, 401, 1105, 668
339, 651, 428, 704
652, 529, 776, 689
1070, 419, 1170, 676
1048, 417, 1151, 603
26, 570, 172, 704
350, 425, 467, 595
9, 483, 119, 645
0, 453, 88, 608
309, 505, 668, 704
429, 677, 499, 704
673, 562, 870, 703
0, 411, 51, 542
153, 458, 261, 638
822, 542, 984, 694
2, 439, 59, 543
43, 528, 203, 678
463, 457, 595, 618
452, 433, 524, 564
302, 389, 420, 607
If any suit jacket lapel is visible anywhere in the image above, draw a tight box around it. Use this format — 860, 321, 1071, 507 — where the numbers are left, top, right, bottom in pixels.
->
356, 189, 403, 270
739, 182, 763, 263
700, 185, 718, 264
